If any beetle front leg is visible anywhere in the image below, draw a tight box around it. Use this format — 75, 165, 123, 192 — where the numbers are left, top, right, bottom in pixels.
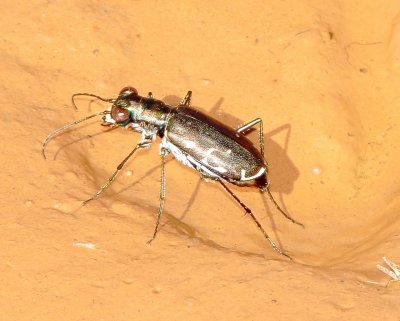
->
147, 148, 168, 244
82, 143, 144, 206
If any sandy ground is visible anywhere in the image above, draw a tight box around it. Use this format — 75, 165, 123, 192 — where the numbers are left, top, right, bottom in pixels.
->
0, 0, 399, 320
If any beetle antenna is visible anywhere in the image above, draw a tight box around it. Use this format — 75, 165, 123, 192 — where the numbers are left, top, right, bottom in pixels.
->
262, 186, 304, 228
42, 111, 110, 159
71, 93, 116, 110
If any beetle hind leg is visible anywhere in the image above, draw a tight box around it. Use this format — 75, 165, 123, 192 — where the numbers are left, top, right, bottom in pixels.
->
239, 119, 303, 227
218, 180, 291, 260
261, 186, 304, 227
236, 118, 265, 157
180, 91, 192, 107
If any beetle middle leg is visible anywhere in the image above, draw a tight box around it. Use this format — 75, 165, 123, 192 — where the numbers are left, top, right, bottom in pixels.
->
82, 143, 144, 205
218, 179, 291, 260
147, 148, 167, 244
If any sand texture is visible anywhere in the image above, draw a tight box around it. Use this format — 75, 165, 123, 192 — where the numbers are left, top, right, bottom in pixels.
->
0, 1, 399, 320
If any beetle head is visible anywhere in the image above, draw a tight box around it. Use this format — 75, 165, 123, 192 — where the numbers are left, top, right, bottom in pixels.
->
104, 87, 141, 127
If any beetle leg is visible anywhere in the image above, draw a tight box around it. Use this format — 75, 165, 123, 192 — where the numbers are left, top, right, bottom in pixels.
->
180, 91, 192, 107
261, 187, 304, 227
82, 143, 143, 206
148, 148, 167, 244
237, 121, 301, 226
218, 180, 291, 260
147, 92, 153, 99
261, 123, 303, 227
236, 118, 265, 157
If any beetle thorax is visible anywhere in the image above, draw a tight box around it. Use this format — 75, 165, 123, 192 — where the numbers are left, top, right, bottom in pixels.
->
132, 99, 172, 129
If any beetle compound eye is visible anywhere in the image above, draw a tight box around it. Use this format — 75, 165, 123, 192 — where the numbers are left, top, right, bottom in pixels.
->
119, 87, 138, 99
111, 106, 130, 124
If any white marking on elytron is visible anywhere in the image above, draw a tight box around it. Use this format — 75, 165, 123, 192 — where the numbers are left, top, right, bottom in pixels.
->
162, 138, 219, 178
187, 156, 219, 178
200, 148, 228, 173
162, 138, 195, 169
240, 167, 266, 181
184, 140, 196, 148
227, 149, 232, 154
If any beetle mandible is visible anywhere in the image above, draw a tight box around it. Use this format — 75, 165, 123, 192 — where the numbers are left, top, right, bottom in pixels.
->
43, 87, 302, 259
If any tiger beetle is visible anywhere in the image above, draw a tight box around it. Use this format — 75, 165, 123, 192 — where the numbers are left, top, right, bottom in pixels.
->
42, 87, 303, 259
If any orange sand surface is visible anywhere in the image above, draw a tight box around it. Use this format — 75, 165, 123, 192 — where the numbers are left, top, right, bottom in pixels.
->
1, 1, 399, 320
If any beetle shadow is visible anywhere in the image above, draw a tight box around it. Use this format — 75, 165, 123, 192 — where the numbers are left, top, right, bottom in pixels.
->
93, 199, 265, 259
66, 181, 265, 259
